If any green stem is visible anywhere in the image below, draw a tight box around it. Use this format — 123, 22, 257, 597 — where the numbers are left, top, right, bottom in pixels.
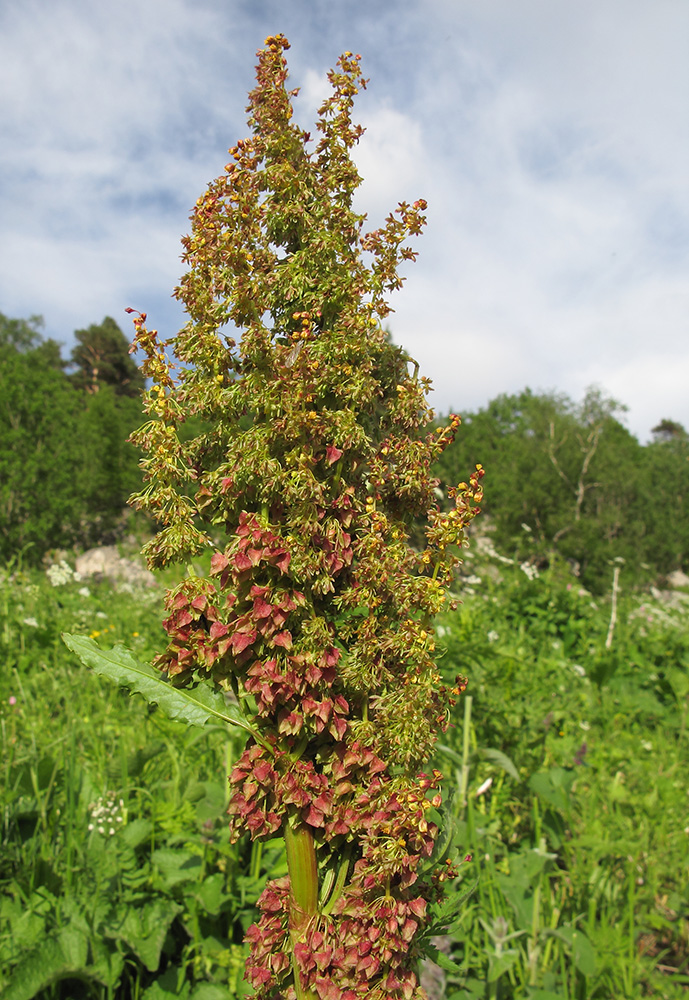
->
284, 819, 319, 1000
322, 847, 352, 916
459, 695, 473, 819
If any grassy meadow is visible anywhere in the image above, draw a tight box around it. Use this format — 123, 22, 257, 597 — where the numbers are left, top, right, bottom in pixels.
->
1, 542, 688, 999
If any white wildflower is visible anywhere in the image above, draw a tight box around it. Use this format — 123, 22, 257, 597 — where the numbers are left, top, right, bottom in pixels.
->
487, 630, 499, 643
88, 792, 126, 835
78, 586, 91, 598
572, 664, 586, 677
46, 560, 74, 587
22, 616, 39, 628
520, 561, 539, 580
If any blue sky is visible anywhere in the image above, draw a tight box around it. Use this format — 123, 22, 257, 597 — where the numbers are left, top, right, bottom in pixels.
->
2, 0, 688, 439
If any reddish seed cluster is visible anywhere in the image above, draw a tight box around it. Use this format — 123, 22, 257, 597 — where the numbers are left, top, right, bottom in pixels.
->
246, 877, 433, 999
235, 743, 448, 996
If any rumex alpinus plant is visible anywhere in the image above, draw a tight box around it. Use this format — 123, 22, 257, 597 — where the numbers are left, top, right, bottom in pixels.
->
66, 34, 483, 1000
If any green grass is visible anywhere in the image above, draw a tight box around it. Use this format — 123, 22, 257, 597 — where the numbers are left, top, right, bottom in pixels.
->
0, 557, 273, 999
1, 549, 688, 998
431, 555, 689, 999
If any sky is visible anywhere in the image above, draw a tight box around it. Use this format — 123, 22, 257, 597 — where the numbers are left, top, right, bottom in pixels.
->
1, 0, 688, 441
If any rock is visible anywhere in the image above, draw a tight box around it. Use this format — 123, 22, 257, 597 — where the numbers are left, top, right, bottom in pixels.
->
419, 958, 445, 1000
667, 569, 689, 590
75, 546, 156, 588
419, 936, 453, 1000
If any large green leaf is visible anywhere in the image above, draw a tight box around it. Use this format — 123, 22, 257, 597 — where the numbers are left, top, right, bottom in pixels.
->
62, 634, 267, 745
112, 898, 182, 972
3, 929, 89, 1000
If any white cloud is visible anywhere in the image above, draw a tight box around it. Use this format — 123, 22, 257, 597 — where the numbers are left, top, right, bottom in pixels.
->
1, 0, 687, 440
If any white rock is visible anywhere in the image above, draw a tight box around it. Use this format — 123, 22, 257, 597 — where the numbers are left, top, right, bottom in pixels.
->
75, 546, 156, 588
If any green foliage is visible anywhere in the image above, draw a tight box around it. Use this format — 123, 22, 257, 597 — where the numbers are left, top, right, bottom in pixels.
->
641, 430, 689, 573
0, 333, 85, 561
63, 634, 268, 742
1, 312, 50, 355
428, 554, 689, 999
0, 563, 269, 999
0, 314, 145, 563
69, 316, 145, 397
434, 387, 687, 590
77, 385, 146, 527
3, 552, 689, 997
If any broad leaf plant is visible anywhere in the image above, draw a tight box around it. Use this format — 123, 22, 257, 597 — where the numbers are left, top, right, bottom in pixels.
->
67, 34, 483, 1000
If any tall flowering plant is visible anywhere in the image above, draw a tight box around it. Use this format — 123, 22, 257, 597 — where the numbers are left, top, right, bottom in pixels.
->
67, 35, 483, 1000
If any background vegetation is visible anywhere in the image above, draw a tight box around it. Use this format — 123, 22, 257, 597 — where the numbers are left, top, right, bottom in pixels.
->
2, 309, 687, 587
1, 550, 688, 998
1, 309, 688, 997
433, 387, 689, 592
0, 312, 144, 564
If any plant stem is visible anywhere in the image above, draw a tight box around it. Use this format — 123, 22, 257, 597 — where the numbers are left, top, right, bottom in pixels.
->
459, 695, 473, 818
284, 818, 319, 1000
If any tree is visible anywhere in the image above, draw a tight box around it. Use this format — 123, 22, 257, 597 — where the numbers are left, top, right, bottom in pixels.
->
0, 311, 45, 351
0, 310, 65, 369
122, 35, 480, 999
0, 334, 85, 560
433, 387, 652, 589
651, 418, 687, 443
641, 423, 689, 573
0, 314, 145, 562
69, 316, 145, 397
76, 386, 145, 534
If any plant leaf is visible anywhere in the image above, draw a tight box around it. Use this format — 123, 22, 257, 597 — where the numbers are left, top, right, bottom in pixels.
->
62, 634, 267, 745
425, 944, 464, 974
546, 926, 596, 976
431, 877, 479, 930
478, 747, 519, 781
3, 929, 90, 1000
113, 899, 182, 972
